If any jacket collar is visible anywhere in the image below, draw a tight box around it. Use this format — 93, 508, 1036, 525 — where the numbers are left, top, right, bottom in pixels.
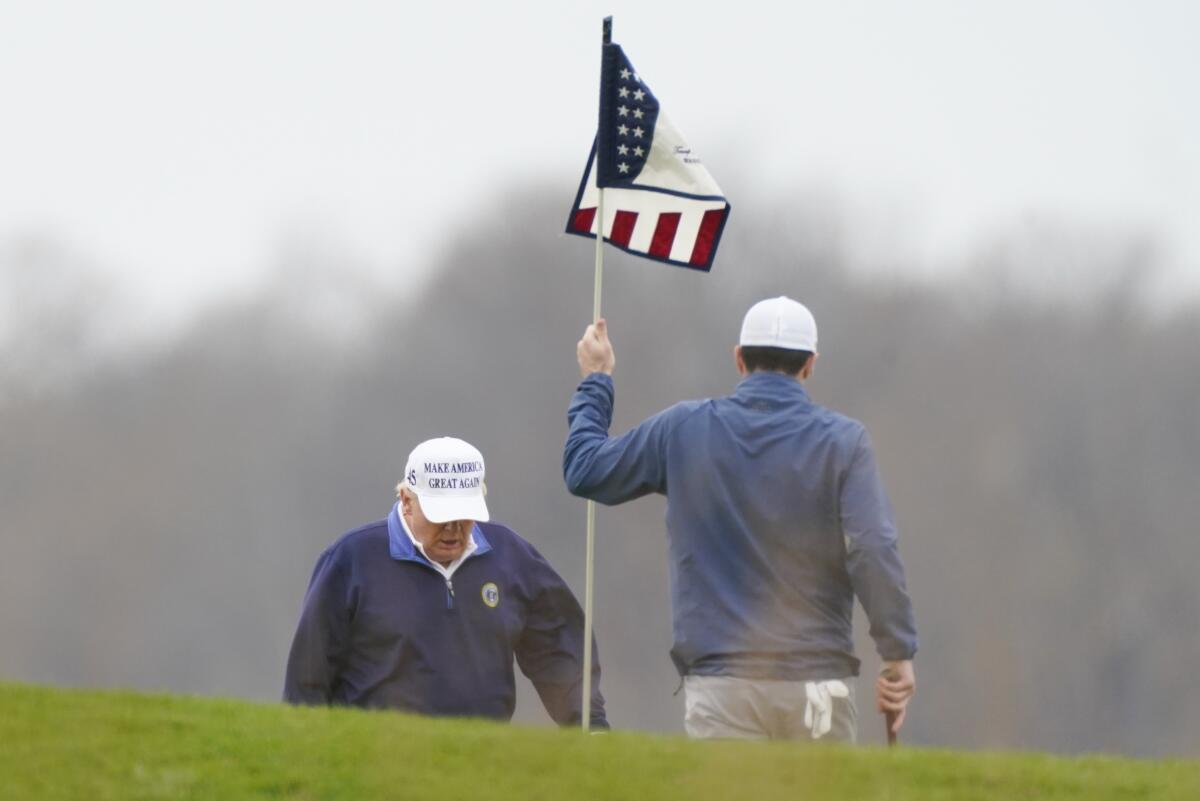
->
734, 371, 811, 403
387, 502, 492, 565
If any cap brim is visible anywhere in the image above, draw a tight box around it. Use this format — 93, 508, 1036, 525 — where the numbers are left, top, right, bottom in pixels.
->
739, 336, 817, 351
417, 493, 490, 524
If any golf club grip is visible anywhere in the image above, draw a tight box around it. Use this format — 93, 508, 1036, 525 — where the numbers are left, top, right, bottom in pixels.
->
881, 668, 900, 747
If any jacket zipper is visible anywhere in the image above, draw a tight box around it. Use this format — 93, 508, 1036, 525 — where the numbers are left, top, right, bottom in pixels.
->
445, 578, 455, 610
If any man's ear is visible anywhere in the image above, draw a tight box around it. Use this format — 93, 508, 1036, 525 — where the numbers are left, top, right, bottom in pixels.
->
734, 345, 748, 377
800, 351, 819, 380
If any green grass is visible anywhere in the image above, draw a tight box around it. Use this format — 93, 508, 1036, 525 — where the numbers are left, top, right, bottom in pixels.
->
1, 681, 1196, 800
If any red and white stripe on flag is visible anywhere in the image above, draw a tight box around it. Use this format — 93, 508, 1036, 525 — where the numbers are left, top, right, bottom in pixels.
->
567, 146, 730, 272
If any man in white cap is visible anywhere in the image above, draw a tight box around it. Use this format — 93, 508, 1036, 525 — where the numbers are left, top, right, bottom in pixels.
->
285, 436, 608, 728
563, 297, 916, 742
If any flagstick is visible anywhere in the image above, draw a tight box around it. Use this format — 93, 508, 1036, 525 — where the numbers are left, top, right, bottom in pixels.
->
580, 15, 612, 736
592, 188, 605, 323
581, 191, 604, 734
581, 500, 597, 733
580, 10, 614, 738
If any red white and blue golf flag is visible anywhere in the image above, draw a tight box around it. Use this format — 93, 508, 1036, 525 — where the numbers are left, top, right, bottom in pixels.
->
566, 41, 731, 271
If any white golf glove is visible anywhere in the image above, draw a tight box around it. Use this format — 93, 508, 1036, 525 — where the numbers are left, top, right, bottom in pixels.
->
803, 679, 850, 739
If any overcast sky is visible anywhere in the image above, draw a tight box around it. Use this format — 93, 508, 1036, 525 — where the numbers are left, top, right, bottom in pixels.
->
3, 0, 1198, 324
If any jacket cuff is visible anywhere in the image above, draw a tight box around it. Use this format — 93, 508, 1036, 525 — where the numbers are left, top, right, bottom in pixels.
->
579, 372, 614, 393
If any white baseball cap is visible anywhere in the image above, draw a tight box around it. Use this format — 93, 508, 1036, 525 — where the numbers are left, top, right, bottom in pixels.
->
402, 437, 490, 523
739, 296, 818, 352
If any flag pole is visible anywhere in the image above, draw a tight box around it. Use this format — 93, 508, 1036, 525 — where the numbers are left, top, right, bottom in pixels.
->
580, 14, 612, 735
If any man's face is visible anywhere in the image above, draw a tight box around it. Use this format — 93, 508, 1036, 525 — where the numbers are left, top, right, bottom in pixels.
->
403, 492, 473, 566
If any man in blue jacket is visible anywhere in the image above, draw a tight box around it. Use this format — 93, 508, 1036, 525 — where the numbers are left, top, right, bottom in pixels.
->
563, 297, 915, 742
285, 436, 607, 728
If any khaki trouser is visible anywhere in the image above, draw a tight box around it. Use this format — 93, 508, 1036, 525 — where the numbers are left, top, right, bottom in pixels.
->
683, 675, 858, 742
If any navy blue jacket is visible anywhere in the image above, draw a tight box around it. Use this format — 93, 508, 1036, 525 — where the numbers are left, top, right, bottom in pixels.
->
284, 504, 607, 727
564, 372, 917, 680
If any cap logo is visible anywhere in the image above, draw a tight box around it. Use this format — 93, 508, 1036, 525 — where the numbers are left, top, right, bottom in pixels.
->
420, 460, 483, 490
481, 582, 500, 608
406, 469, 417, 486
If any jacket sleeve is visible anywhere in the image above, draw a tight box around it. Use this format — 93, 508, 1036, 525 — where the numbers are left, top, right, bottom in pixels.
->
563, 373, 673, 504
283, 547, 354, 705
514, 544, 609, 729
840, 429, 919, 661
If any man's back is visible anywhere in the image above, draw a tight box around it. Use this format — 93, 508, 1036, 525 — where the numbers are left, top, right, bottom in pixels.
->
566, 302, 917, 741
566, 370, 913, 681
661, 372, 869, 679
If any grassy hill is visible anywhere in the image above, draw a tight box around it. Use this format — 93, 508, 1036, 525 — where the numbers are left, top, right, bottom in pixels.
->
1, 681, 1196, 800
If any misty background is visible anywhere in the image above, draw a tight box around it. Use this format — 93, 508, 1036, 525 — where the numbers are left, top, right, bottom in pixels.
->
2, 182, 1198, 757
4, 0, 1200, 762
